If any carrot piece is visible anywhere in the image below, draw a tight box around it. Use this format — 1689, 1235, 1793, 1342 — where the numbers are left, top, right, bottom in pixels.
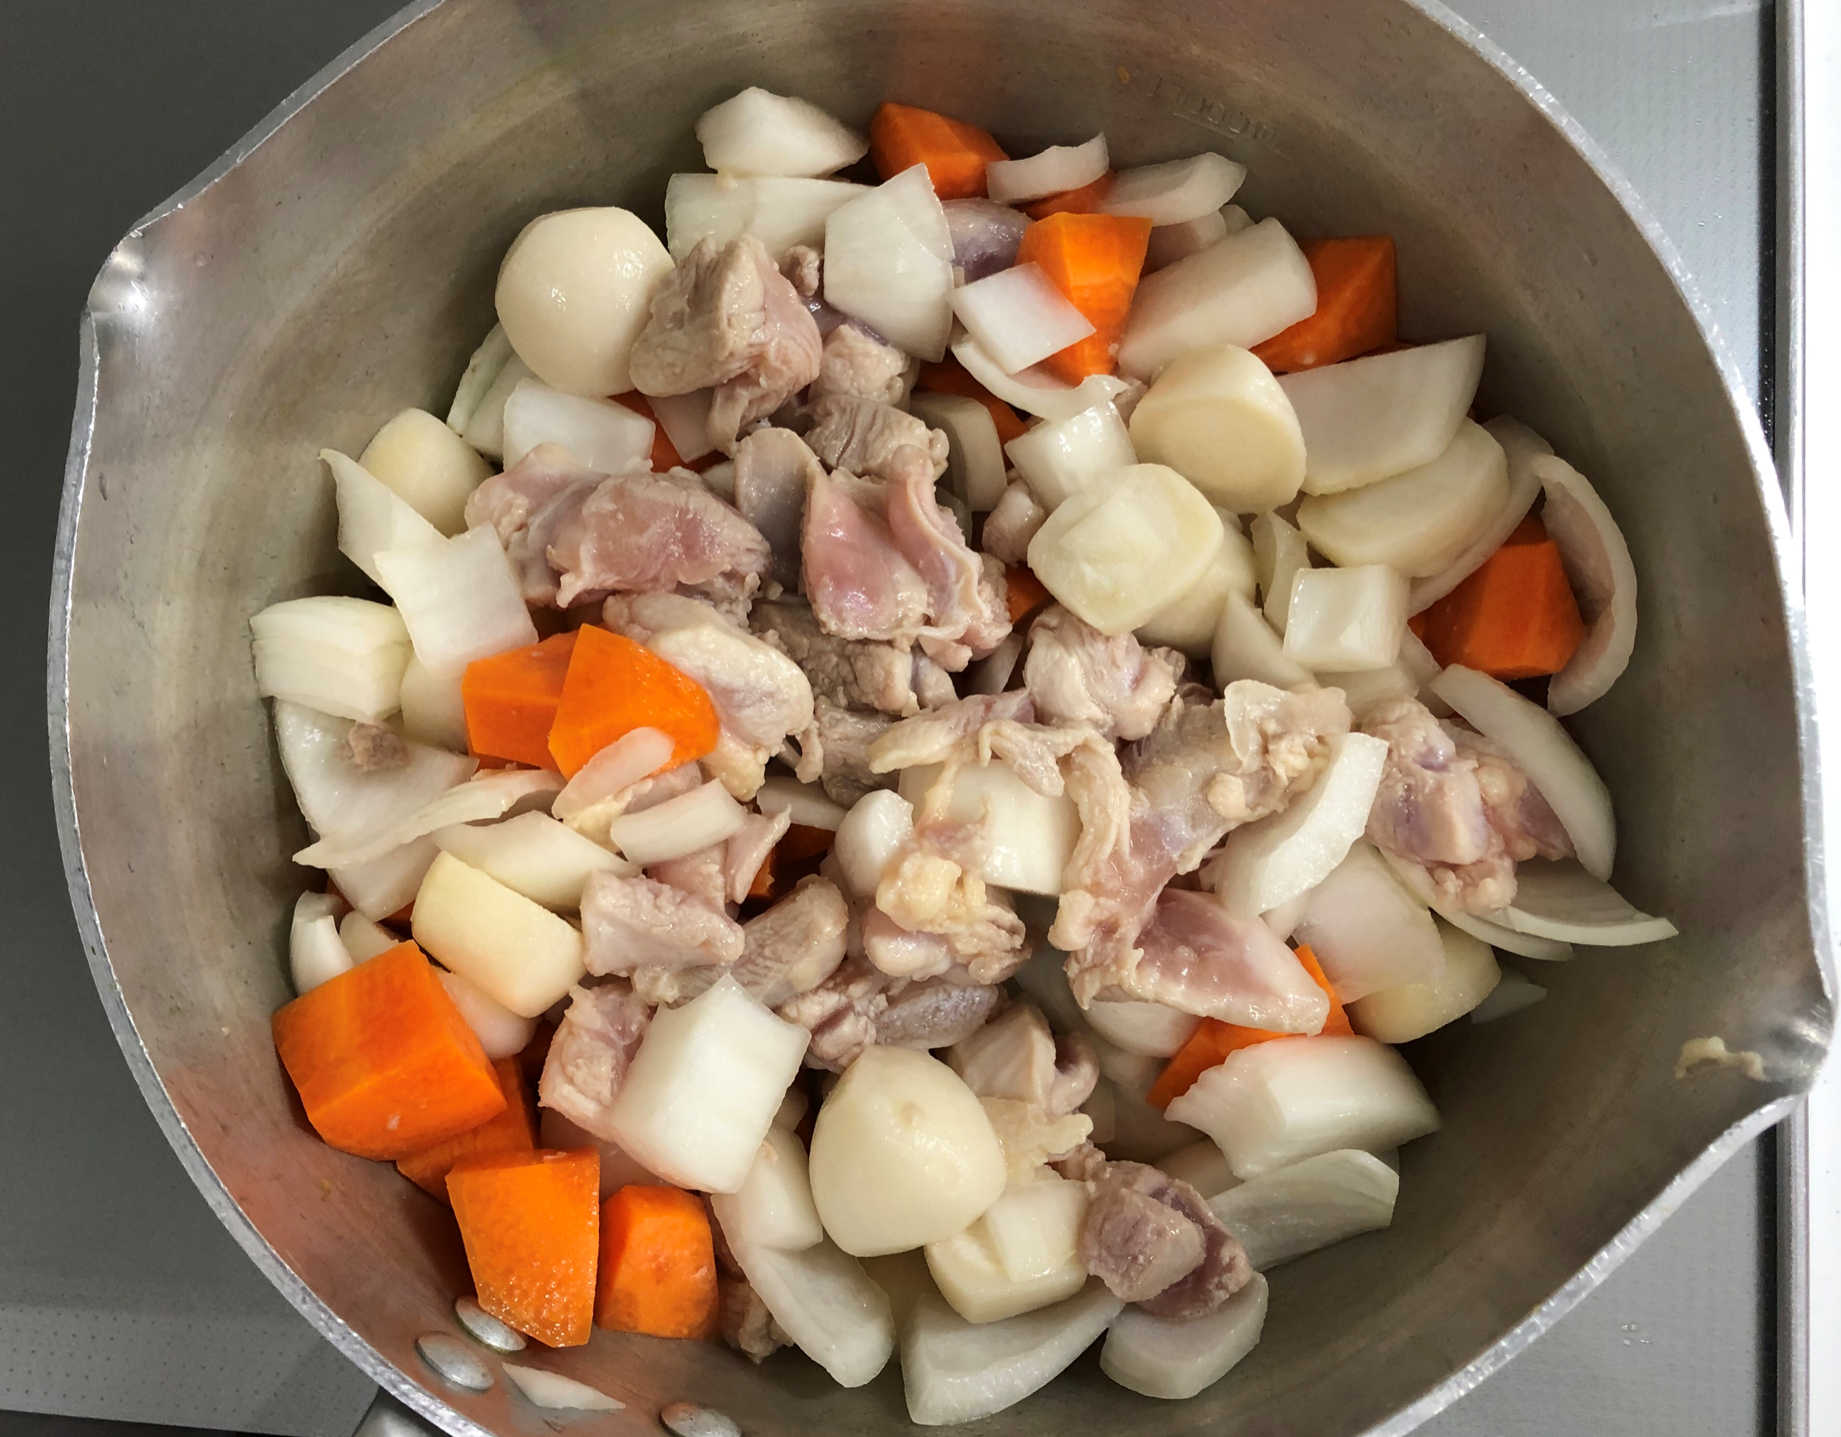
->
610, 393, 683, 473
462, 632, 579, 769
1024, 171, 1115, 221
1252, 237, 1398, 374
869, 101, 1008, 199
1415, 523, 1586, 680
546, 625, 720, 778
595, 1185, 720, 1340
1014, 212, 1154, 383
1005, 565, 1053, 624
915, 359, 1029, 444
271, 941, 505, 1160
448, 1148, 601, 1347
396, 1058, 537, 1200
1146, 945, 1352, 1109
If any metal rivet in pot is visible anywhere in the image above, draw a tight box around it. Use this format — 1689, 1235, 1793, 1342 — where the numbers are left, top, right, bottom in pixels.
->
454, 1295, 526, 1352
661, 1401, 742, 1437
415, 1331, 493, 1391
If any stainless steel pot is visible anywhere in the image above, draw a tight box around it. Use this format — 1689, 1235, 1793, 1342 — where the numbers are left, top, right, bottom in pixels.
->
48, 0, 1833, 1433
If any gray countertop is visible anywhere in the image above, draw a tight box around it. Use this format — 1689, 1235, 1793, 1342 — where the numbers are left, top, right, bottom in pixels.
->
0, 2, 1786, 1433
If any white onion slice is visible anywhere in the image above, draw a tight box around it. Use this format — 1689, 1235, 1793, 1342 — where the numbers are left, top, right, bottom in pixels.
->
1347, 920, 1500, 1043
734, 1235, 896, 1389
1002, 402, 1138, 509
438, 967, 538, 1059
295, 767, 561, 868
1144, 210, 1229, 273
824, 165, 956, 361
1084, 1000, 1199, 1058
500, 1364, 623, 1413
1281, 565, 1409, 672
985, 135, 1109, 205
329, 836, 440, 922
1211, 591, 1313, 690
374, 527, 539, 680
648, 388, 716, 463
1100, 1273, 1265, 1401
1470, 968, 1547, 1023
338, 910, 400, 961
1535, 454, 1640, 716
1100, 153, 1247, 227
459, 353, 535, 461
323, 449, 441, 587
1205, 1149, 1398, 1270
1293, 841, 1445, 1002
1409, 416, 1553, 612
965, 633, 1024, 696
1377, 847, 1576, 961
1500, 859, 1677, 946
695, 87, 868, 178
666, 174, 869, 260
755, 774, 849, 832
1430, 665, 1616, 881
606, 778, 747, 865
551, 728, 679, 821
501, 378, 655, 472
949, 263, 1096, 375
290, 892, 353, 994
250, 596, 410, 724
908, 393, 1007, 511
953, 333, 1137, 421
434, 810, 633, 910
398, 655, 468, 751
446, 323, 514, 436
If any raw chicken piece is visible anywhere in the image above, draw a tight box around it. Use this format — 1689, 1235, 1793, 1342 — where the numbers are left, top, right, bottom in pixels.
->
912, 653, 959, 709
861, 904, 956, 980
345, 722, 409, 772
628, 234, 824, 453
646, 844, 728, 910
1452, 727, 1575, 863
580, 871, 744, 975
863, 690, 1037, 780
721, 1277, 791, 1363
781, 244, 822, 299
981, 480, 1048, 566
1081, 1161, 1252, 1319
730, 874, 852, 1005
981, 1097, 1094, 1180
1124, 889, 1330, 1028
800, 699, 898, 806
560, 761, 703, 849
874, 847, 1029, 983
733, 427, 823, 591
777, 955, 892, 1069
876, 972, 1006, 1050
947, 1002, 1098, 1117
805, 395, 948, 482
537, 982, 653, 1140
809, 323, 916, 407
751, 597, 930, 716
1024, 605, 1182, 741
463, 444, 602, 605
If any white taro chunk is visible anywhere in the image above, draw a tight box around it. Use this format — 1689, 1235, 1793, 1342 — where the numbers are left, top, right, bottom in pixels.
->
1128, 345, 1306, 512
1348, 920, 1501, 1043
410, 852, 586, 1017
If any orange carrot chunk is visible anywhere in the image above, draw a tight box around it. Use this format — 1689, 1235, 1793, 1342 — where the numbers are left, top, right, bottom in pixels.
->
396, 1058, 538, 1200
1004, 565, 1053, 624
1252, 236, 1398, 374
610, 393, 684, 473
546, 625, 720, 778
462, 632, 578, 770
1024, 171, 1116, 221
448, 1148, 601, 1347
1415, 516, 1585, 680
271, 941, 506, 1160
869, 101, 1008, 199
595, 1185, 721, 1340
1015, 212, 1154, 383
1146, 945, 1352, 1109
915, 359, 1030, 444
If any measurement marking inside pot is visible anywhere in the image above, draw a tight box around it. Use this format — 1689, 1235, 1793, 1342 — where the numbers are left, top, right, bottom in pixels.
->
1131, 71, 1275, 143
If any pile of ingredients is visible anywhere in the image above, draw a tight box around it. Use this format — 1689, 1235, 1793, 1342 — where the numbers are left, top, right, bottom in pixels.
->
252, 89, 1676, 1423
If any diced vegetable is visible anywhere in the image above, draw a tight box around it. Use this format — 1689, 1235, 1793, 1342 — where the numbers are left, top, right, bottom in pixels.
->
494, 207, 674, 397
1155, 1140, 1240, 1200
1128, 346, 1306, 511
338, 909, 399, 962
1282, 564, 1410, 671
1026, 464, 1224, 634
1116, 218, 1317, 380
1219, 203, 1254, 234
606, 975, 810, 1193
1205, 733, 1390, 917
501, 379, 656, 473
550, 727, 677, 822
541, 1109, 662, 1195
293, 766, 562, 869
438, 967, 539, 1060
1136, 508, 1257, 658
460, 353, 535, 461
271, 940, 505, 1159
809, 1047, 1007, 1256
329, 837, 440, 923
1084, 999, 1201, 1058
1378, 846, 1577, 961
729, 1234, 896, 1387
447, 323, 514, 437
547, 626, 720, 777
754, 774, 849, 832
359, 407, 492, 535
1409, 415, 1553, 612
825, 164, 956, 360
1099, 1272, 1267, 1400
1002, 402, 1137, 510
924, 1175, 1090, 1323
605, 779, 747, 866
289, 891, 352, 994
907, 393, 1008, 511
695, 87, 868, 177
643, 389, 717, 464
1211, 591, 1313, 689
1144, 209, 1229, 272
1014, 212, 1154, 382
944, 199, 1032, 282
1470, 968, 1548, 1023
1251, 236, 1397, 374
832, 789, 916, 900
324, 448, 441, 587
375, 527, 540, 680
500, 1365, 622, 1412
664, 174, 868, 260
869, 102, 1008, 199
1165, 1035, 1440, 1178
915, 357, 1030, 444
396, 1057, 537, 1199
251, 596, 410, 725
949, 263, 1097, 376
1414, 516, 1585, 679
400, 656, 468, 751
901, 1285, 1124, 1426
709, 1122, 826, 1252
447, 1147, 600, 1347
1430, 665, 1616, 880
411, 852, 586, 1018
1025, 172, 1116, 222
986, 136, 1109, 204
1280, 335, 1486, 494
1296, 419, 1510, 578
895, 761, 1080, 896
860, 1249, 941, 1330
1292, 842, 1445, 1001
461, 631, 578, 769
1206, 1149, 1398, 1268
1100, 153, 1246, 226
594, 1184, 720, 1339
1534, 454, 1640, 715
950, 334, 1138, 421
1349, 920, 1499, 1042
1251, 511, 1311, 637
1503, 859, 1678, 946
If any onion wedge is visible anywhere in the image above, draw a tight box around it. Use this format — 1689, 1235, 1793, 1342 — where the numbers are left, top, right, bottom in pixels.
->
1378, 847, 1576, 960
1499, 859, 1677, 946
1409, 415, 1553, 612
952, 333, 1137, 421
1205, 1149, 1398, 1270
294, 767, 561, 868
1534, 454, 1640, 716
1100, 1273, 1266, 1400
985, 135, 1109, 205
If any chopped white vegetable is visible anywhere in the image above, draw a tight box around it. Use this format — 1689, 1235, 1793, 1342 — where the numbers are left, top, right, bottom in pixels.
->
1083, 1000, 1200, 1058
896, 761, 1081, 896
1470, 968, 1548, 1023
1535, 453, 1640, 715
295, 766, 560, 869
410, 852, 585, 1017
1261, 891, 1310, 943
1128, 345, 1305, 511
1349, 920, 1500, 1043
605, 778, 747, 865
500, 378, 656, 472
1101, 1076, 1202, 1163
1211, 591, 1313, 689
1205, 732, 1390, 918
437, 967, 538, 1060
1251, 510, 1311, 637
495, 207, 674, 397
324, 448, 442, 587
397, 655, 467, 751
607, 974, 810, 1193
985, 135, 1109, 204
1116, 218, 1316, 380
337, 909, 399, 962
833, 789, 916, 901
459, 353, 534, 461
1293, 841, 1445, 1001
695, 87, 868, 178
1206, 1149, 1399, 1269
1409, 415, 1553, 612
710, 1122, 827, 1253
809, 1047, 1007, 1256
1378, 846, 1576, 960
1136, 509, 1257, 658
907, 393, 1008, 512
754, 774, 848, 832
1002, 403, 1138, 510
699, 460, 736, 499
1297, 419, 1510, 578
648, 388, 716, 464
433, 811, 631, 910
1026, 464, 1224, 634
289, 892, 352, 994
1100, 1272, 1266, 1400
1154, 1140, 1240, 1200
358, 408, 491, 535
729, 1234, 896, 1387
1144, 210, 1229, 272
1282, 564, 1410, 671
1219, 203, 1254, 234
1100, 152, 1247, 226
374, 527, 539, 680
665, 174, 868, 260
1281, 335, 1487, 494
550, 727, 677, 822
1317, 660, 1418, 718
775, 1085, 810, 1132
251, 596, 410, 724
1166, 1035, 1440, 1178
952, 334, 1139, 421
1430, 664, 1616, 880
500, 1364, 622, 1412
1503, 859, 1678, 945
924, 1176, 1090, 1324
825, 165, 956, 361
328, 836, 439, 923
860, 1250, 943, 1332
446, 323, 514, 437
